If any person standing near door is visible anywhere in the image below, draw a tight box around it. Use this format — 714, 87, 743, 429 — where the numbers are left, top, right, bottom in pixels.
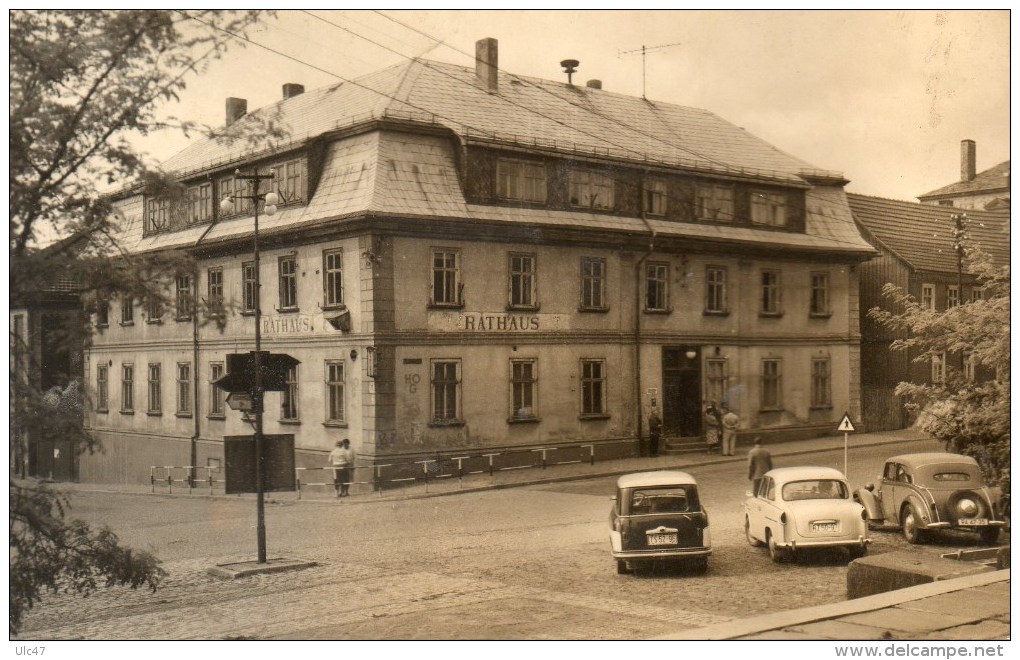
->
648, 407, 662, 457
721, 406, 740, 456
704, 402, 722, 454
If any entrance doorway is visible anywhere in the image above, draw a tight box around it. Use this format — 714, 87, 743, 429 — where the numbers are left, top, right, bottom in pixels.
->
662, 346, 702, 437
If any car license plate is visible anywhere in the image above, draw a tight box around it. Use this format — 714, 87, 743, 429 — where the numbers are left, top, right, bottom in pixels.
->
647, 533, 678, 546
958, 518, 988, 526
811, 522, 839, 532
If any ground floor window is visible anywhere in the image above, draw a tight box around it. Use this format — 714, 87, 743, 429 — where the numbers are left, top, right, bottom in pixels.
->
510, 359, 537, 419
810, 358, 831, 408
580, 359, 607, 416
431, 359, 461, 422
325, 360, 345, 423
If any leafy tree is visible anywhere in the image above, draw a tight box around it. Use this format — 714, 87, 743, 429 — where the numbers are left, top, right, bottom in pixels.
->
9, 9, 278, 634
868, 245, 1010, 513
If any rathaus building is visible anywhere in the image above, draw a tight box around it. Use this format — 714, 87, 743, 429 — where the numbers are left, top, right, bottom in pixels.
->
83, 39, 875, 483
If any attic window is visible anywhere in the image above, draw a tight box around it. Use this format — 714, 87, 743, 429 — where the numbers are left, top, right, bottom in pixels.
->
497, 158, 546, 203
569, 169, 614, 210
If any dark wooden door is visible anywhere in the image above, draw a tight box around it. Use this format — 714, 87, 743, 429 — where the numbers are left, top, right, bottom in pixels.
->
662, 347, 703, 437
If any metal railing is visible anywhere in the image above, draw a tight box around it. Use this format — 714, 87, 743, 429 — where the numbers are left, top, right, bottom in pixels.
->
149, 437, 636, 498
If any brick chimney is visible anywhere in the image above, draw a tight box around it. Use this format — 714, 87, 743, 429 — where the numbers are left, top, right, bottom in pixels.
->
282, 83, 305, 99
225, 97, 247, 126
476, 38, 498, 94
961, 139, 976, 182
586, 79, 602, 90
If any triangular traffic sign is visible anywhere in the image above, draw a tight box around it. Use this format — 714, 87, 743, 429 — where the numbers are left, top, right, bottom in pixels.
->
837, 413, 855, 433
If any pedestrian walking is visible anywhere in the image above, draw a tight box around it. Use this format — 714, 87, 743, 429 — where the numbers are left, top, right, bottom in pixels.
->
648, 407, 662, 457
703, 402, 722, 454
328, 439, 355, 498
721, 406, 739, 456
747, 437, 773, 495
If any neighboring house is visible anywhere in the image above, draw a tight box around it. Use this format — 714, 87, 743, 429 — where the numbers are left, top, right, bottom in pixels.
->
848, 193, 1009, 431
10, 233, 89, 481
82, 38, 876, 484
917, 140, 1009, 210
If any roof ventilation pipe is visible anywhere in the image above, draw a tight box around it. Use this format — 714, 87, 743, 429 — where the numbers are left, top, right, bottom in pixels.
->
560, 59, 579, 84
225, 97, 247, 126
586, 79, 602, 90
475, 38, 498, 94
282, 83, 305, 99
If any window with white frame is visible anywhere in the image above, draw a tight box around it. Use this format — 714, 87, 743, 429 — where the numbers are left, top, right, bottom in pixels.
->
580, 359, 607, 416
278, 255, 298, 310
705, 266, 728, 313
431, 249, 461, 306
811, 358, 831, 408
971, 287, 984, 302
207, 268, 223, 318
921, 284, 935, 310
322, 249, 344, 308
750, 190, 788, 226
510, 359, 537, 419
209, 362, 224, 417
761, 359, 782, 410
695, 183, 734, 221
569, 169, 614, 209
964, 353, 977, 383
96, 364, 109, 412
121, 364, 134, 413
645, 262, 669, 312
761, 270, 781, 315
147, 363, 162, 414
580, 256, 607, 310
242, 261, 257, 313
281, 366, 299, 421
189, 183, 212, 224
175, 274, 193, 321
325, 360, 345, 424
176, 362, 192, 415
146, 197, 169, 232
705, 359, 728, 406
497, 158, 547, 203
145, 295, 163, 323
643, 179, 667, 216
508, 253, 537, 309
120, 296, 134, 325
931, 353, 946, 384
810, 271, 830, 316
946, 285, 960, 309
276, 159, 306, 203
431, 359, 461, 423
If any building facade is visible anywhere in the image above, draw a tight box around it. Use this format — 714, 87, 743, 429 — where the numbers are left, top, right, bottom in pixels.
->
82, 39, 876, 483
848, 193, 1009, 431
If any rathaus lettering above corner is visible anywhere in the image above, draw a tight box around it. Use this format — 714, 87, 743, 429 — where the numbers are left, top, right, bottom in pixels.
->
262, 315, 316, 334
427, 311, 568, 332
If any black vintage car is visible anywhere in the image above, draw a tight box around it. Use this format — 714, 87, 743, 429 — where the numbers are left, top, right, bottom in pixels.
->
609, 471, 711, 574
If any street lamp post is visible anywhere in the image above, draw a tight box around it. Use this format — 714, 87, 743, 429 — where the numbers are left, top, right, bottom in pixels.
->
220, 169, 278, 563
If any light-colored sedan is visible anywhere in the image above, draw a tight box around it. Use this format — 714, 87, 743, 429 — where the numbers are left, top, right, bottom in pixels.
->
744, 466, 870, 562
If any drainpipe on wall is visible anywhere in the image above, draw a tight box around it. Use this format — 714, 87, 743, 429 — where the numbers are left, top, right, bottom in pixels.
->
634, 207, 657, 447
190, 265, 200, 485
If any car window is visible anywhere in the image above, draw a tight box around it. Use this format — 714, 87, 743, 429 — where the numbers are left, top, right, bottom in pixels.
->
883, 463, 897, 480
781, 479, 849, 501
896, 466, 912, 484
631, 487, 691, 514
765, 478, 776, 501
933, 472, 971, 482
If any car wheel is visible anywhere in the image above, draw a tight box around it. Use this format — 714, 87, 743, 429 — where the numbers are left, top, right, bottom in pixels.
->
979, 527, 1000, 546
902, 504, 925, 544
745, 516, 763, 547
766, 529, 785, 563
848, 545, 868, 560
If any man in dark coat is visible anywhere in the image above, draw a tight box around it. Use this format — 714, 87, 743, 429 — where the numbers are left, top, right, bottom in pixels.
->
747, 437, 773, 496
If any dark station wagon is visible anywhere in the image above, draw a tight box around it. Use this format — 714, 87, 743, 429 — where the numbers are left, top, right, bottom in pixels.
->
609, 471, 711, 575
855, 452, 1007, 545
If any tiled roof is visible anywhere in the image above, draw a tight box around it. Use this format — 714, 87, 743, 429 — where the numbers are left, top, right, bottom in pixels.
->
161, 58, 829, 184
847, 193, 1010, 272
917, 160, 1010, 200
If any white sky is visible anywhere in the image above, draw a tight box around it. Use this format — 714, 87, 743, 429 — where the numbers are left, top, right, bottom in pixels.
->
141, 8, 1011, 202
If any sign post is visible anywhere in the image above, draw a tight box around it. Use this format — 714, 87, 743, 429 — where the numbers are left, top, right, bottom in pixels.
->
837, 413, 856, 477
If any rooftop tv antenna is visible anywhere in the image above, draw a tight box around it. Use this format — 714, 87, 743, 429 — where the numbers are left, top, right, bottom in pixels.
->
618, 42, 682, 99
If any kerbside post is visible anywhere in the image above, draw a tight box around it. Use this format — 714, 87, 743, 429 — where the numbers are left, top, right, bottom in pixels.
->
837, 413, 856, 478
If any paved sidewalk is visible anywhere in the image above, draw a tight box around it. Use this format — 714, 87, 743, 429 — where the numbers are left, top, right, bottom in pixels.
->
659, 568, 1011, 641
61, 427, 936, 504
